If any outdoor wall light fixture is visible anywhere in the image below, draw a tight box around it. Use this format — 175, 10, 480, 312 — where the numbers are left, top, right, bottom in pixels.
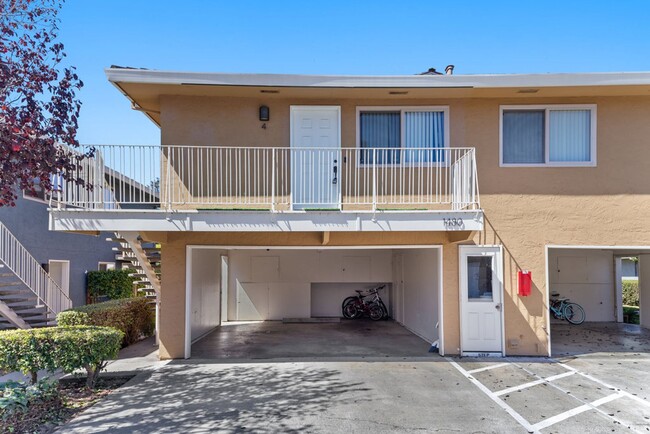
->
259, 105, 270, 122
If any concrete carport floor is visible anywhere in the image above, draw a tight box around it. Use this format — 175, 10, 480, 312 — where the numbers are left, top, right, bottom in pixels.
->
551, 322, 650, 357
191, 320, 436, 359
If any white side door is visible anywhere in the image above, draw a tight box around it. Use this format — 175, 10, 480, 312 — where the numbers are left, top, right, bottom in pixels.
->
290, 106, 341, 210
48, 260, 70, 297
459, 246, 504, 355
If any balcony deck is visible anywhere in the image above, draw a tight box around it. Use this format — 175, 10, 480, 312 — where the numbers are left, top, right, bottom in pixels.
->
48, 145, 483, 233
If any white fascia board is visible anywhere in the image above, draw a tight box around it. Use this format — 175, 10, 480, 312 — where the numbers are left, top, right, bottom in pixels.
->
49, 209, 483, 233
105, 68, 650, 89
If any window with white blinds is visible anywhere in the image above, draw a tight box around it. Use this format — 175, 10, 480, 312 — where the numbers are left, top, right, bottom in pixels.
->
500, 105, 596, 166
358, 107, 448, 164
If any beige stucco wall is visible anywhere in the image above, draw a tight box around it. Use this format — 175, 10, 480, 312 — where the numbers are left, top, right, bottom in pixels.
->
155, 93, 650, 359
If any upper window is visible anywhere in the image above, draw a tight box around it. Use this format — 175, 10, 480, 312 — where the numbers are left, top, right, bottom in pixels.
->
500, 105, 596, 166
23, 174, 63, 203
357, 107, 449, 164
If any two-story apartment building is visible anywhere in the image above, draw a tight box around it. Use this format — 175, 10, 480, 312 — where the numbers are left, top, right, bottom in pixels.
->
49, 67, 650, 359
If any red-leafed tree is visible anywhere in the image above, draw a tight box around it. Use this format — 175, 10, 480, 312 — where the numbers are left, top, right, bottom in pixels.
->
0, 0, 90, 207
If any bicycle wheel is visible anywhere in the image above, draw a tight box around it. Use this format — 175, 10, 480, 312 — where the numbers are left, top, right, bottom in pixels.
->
369, 303, 384, 321
563, 302, 585, 325
378, 299, 389, 319
343, 301, 359, 319
341, 296, 357, 318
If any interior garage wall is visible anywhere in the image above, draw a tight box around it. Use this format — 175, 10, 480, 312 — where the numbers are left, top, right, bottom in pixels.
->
190, 249, 224, 340
548, 249, 615, 322
393, 249, 440, 343
228, 249, 392, 320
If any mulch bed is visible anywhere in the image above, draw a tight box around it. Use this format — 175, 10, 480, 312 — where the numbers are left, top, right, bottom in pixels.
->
1, 375, 133, 434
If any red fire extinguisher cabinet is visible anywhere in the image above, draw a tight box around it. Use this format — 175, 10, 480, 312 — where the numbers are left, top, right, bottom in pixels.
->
518, 270, 532, 296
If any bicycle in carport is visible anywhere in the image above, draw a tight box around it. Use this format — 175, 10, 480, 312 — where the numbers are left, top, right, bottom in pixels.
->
341, 284, 388, 321
550, 293, 586, 325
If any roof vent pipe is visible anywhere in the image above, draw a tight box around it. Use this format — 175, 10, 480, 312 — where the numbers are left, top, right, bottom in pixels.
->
445, 65, 454, 75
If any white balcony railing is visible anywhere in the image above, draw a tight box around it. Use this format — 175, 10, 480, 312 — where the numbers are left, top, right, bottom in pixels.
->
53, 145, 480, 212
0, 221, 73, 317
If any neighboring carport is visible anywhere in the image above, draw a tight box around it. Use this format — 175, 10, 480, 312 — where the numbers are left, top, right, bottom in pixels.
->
547, 246, 650, 356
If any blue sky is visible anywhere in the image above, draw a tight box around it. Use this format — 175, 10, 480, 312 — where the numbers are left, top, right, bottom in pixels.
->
59, 0, 650, 145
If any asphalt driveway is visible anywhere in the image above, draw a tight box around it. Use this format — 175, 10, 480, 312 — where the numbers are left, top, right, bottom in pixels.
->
59, 323, 650, 433
59, 358, 526, 434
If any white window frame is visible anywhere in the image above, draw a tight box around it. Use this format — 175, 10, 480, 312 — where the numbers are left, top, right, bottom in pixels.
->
499, 104, 597, 167
98, 262, 116, 271
23, 189, 48, 204
356, 106, 450, 167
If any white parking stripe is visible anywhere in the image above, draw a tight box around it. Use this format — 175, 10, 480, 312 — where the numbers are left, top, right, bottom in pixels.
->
543, 370, 577, 382
557, 362, 650, 409
447, 358, 538, 434
466, 362, 511, 374
494, 379, 546, 397
531, 392, 625, 431
493, 369, 576, 397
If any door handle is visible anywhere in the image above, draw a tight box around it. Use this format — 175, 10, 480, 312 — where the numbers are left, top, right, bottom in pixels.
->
332, 159, 338, 184
495, 303, 502, 311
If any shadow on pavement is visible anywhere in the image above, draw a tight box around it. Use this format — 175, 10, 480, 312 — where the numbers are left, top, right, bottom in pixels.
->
62, 361, 370, 433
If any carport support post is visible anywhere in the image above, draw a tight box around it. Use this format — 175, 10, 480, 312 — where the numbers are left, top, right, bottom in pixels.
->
158, 238, 187, 360
639, 255, 650, 328
614, 257, 624, 323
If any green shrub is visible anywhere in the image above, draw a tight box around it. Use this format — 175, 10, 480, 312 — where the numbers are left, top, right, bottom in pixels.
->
58, 297, 154, 347
622, 280, 639, 307
87, 269, 135, 301
55, 310, 90, 326
623, 305, 640, 325
0, 327, 123, 388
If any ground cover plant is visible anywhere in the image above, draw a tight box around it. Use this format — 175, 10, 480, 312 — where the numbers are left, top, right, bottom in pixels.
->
0, 376, 132, 433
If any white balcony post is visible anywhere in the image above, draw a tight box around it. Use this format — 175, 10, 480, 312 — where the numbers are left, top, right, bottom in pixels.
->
372, 148, 377, 212
165, 146, 172, 211
271, 148, 276, 212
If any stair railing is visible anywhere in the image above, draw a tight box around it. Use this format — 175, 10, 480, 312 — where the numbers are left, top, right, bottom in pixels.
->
0, 221, 72, 316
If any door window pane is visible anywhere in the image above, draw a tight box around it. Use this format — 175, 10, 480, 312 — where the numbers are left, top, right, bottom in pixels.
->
502, 110, 545, 164
467, 256, 493, 301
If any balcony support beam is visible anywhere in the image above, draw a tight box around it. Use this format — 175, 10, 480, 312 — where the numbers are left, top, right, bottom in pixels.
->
50, 209, 484, 233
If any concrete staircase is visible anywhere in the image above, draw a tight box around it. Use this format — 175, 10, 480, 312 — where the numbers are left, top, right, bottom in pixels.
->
0, 222, 72, 329
108, 232, 161, 300
0, 264, 52, 329
109, 232, 161, 342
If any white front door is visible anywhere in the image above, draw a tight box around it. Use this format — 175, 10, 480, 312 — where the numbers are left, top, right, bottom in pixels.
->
459, 246, 504, 355
290, 106, 341, 210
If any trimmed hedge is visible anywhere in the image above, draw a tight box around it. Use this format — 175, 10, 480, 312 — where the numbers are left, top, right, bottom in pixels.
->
622, 280, 639, 307
87, 269, 135, 301
0, 326, 123, 388
57, 297, 154, 347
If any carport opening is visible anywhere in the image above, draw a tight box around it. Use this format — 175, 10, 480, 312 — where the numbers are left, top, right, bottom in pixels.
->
187, 246, 442, 359
547, 247, 649, 356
